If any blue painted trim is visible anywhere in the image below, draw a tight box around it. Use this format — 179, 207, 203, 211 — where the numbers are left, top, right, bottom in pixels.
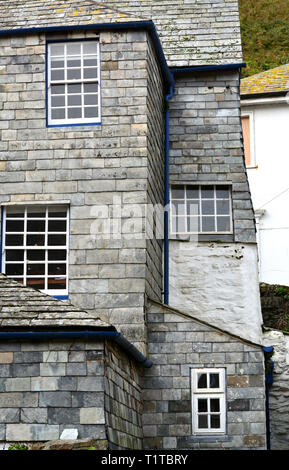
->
163, 84, 175, 305
53, 295, 69, 300
0, 206, 3, 273
0, 330, 153, 367
47, 122, 102, 128
263, 346, 274, 450
171, 63, 246, 74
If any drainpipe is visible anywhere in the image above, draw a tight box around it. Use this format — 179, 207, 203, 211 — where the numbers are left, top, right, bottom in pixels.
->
0, 330, 153, 368
163, 83, 174, 305
263, 346, 274, 450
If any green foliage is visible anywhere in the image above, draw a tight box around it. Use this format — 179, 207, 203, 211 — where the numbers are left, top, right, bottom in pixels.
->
8, 444, 29, 450
239, 0, 289, 77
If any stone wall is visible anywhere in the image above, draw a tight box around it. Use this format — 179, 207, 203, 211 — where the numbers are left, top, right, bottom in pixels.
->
0, 338, 107, 444
142, 299, 267, 450
263, 329, 289, 450
104, 340, 143, 449
0, 28, 165, 354
170, 70, 255, 243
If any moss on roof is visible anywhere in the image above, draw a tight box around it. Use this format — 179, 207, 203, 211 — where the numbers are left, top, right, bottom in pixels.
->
240, 64, 289, 95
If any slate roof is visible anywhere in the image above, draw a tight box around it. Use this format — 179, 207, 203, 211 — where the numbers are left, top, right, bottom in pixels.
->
0, 0, 243, 67
241, 64, 289, 96
0, 274, 113, 329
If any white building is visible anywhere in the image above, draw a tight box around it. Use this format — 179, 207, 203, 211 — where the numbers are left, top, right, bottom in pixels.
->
241, 65, 289, 286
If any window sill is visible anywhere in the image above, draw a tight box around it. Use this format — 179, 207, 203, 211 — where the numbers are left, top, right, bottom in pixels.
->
177, 435, 231, 447
169, 234, 234, 242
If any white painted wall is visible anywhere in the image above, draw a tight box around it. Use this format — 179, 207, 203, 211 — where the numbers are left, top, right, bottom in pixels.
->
242, 101, 289, 286
169, 241, 263, 344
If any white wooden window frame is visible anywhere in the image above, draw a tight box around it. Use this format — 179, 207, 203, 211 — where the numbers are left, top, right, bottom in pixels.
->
170, 184, 233, 235
2, 205, 69, 296
191, 368, 226, 435
47, 40, 101, 126
241, 110, 256, 168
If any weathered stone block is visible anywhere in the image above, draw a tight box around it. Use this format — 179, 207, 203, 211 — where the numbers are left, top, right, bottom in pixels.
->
6, 424, 59, 441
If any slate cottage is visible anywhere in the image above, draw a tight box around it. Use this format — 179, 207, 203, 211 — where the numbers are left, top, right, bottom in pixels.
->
0, 0, 268, 450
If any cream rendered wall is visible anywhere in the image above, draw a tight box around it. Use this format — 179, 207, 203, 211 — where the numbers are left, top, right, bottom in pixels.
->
169, 241, 263, 344
242, 102, 289, 286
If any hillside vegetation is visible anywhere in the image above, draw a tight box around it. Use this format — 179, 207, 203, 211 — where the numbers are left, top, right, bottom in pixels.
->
239, 0, 289, 77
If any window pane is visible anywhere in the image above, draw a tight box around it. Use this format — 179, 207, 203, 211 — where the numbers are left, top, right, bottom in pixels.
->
48, 250, 67, 261
27, 234, 45, 246
84, 83, 97, 93
52, 108, 65, 120
217, 200, 230, 215
6, 220, 24, 232
5, 235, 23, 246
172, 201, 185, 216
187, 217, 199, 232
27, 264, 45, 276
211, 415, 220, 429
68, 84, 81, 94
176, 217, 186, 233
201, 200, 214, 215
210, 399, 220, 412
201, 186, 214, 198
51, 95, 65, 107
83, 58, 98, 67
216, 186, 230, 199
83, 42, 97, 54
6, 264, 24, 275
68, 95, 82, 106
51, 69, 65, 81
83, 68, 98, 79
171, 185, 184, 199
50, 44, 64, 56
198, 415, 208, 429
67, 59, 81, 68
67, 43, 81, 55
84, 94, 98, 105
198, 399, 208, 413
6, 207, 25, 218
26, 278, 45, 290
67, 107, 82, 119
27, 220, 45, 232
202, 217, 215, 232
48, 278, 66, 290
187, 201, 199, 216
27, 207, 46, 218
48, 206, 67, 218
6, 250, 24, 261
217, 217, 231, 232
210, 373, 220, 389
51, 60, 64, 69
48, 264, 66, 275
48, 220, 66, 232
51, 84, 65, 95
27, 250, 45, 261
48, 234, 66, 246
186, 186, 199, 199
197, 373, 207, 389
67, 69, 81, 80
84, 107, 98, 118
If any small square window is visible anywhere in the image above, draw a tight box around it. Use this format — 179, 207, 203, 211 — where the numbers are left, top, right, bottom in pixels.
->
191, 368, 226, 435
47, 40, 101, 126
170, 185, 232, 235
2, 205, 69, 296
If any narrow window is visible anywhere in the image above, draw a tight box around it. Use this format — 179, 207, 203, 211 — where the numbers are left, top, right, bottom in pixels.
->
2, 205, 69, 296
241, 112, 255, 167
47, 40, 101, 126
191, 368, 226, 434
170, 185, 232, 235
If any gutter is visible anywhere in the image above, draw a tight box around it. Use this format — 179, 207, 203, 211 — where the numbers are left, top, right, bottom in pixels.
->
171, 63, 246, 74
0, 330, 153, 368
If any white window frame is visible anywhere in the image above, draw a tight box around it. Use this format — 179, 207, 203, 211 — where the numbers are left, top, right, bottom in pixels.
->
241, 110, 256, 168
191, 368, 226, 435
170, 184, 233, 235
2, 204, 69, 296
47, 39, 101, 126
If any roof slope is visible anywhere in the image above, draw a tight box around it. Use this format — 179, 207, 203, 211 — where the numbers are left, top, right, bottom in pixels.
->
241, 64, 289, 96
0, 0, 147, 29
0, 274, 112, 329
0, 0, 243, 67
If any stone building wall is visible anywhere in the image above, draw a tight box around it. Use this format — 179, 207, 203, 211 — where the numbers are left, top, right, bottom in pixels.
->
142, 299, 267, 450
0, 28, 166, 354
104, 340, 143, 449
169, 70, 255, 244
0, 338, 107, 445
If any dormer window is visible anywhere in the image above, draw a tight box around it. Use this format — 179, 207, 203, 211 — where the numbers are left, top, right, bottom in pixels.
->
47, 40, 101, 126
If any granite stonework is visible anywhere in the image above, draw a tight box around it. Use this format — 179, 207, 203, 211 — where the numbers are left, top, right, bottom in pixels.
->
0, 337, 142, 449
142, 300, 267, 450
